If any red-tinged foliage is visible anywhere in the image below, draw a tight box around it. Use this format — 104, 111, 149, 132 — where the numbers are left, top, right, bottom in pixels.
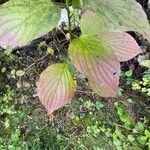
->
36, 63, 77, 114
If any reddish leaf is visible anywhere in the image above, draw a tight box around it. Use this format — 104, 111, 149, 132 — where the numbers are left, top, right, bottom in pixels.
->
36, 63, 76, 114
100, 32, 142, 62
69, 34, 120, 97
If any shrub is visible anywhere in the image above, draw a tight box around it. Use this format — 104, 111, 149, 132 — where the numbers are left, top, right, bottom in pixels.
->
0, 0, 149, 114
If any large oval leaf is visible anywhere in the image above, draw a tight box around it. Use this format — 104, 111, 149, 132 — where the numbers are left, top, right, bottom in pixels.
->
36, 63, 77, 114
82, 0, 150, 42
100, 32, 142, 62
0, 0, 60, 48
80, 11, 106, 34
69, 34, 120, 97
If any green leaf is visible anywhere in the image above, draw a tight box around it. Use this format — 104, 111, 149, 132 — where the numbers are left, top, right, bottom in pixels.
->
36, 63, 77, 114
148, 139, 150, 150
125, 70, 133, 78
16, 70, 25, 77
47, 47, 54, 56
82, 0, 150, 42
135, 122, 144, 132
69, 34, 120, 97
118, 87, 123, 96
69, 31, 141, 97
4, 119, 10, 128
113, 133, 122, 147
145, 130, 150, 138
0, 0, 60, 48
140, 60, 150, 68
127, 98, 134, 104
137, 136, 147, 145
11, 69, 16, 75
80, 11, 106, 34
95, 101, 104, 110
127, 135, 135, 142
138, 135, 147, 145
1, 67, 6, 73
115, 127, 124, 139
72, 0, 83, 9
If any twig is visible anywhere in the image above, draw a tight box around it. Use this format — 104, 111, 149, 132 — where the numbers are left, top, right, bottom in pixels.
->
114, 123, 132, 131
66, 0, 72, 41
19, 53, 49, 87
76, 89, 94, 94
25, 53, 48, 72
114, 123, 142, 135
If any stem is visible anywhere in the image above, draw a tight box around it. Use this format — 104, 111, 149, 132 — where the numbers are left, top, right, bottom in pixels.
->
66, 0, 72, 40
24, 54, 48, 73
53, 1, 65, 7
114, 123, 142, 134
19, 53, 48, 87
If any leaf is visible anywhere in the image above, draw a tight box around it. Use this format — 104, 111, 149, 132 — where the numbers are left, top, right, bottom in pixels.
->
125, 70, 133, 78
95, 101, 105, 110
47, 47, 54, 56
117, 87, 123, 96
69, 34, 120, 97
115, 126, 124, 139
145, 130, 150, 138
127, 135, 135, 142
36, 63, 77, 114
1, 67, 6, 73
100, 32, 142, 62
135, 122, 144, 132
82, 0, 150, 41
137, 136, 147, 145
0, 0, 60, 48
140, 60, 150, 68
72, 0, 83, 9
16, 70, 25, 77
113, 134, 122, 147
80, 11, 106, 34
